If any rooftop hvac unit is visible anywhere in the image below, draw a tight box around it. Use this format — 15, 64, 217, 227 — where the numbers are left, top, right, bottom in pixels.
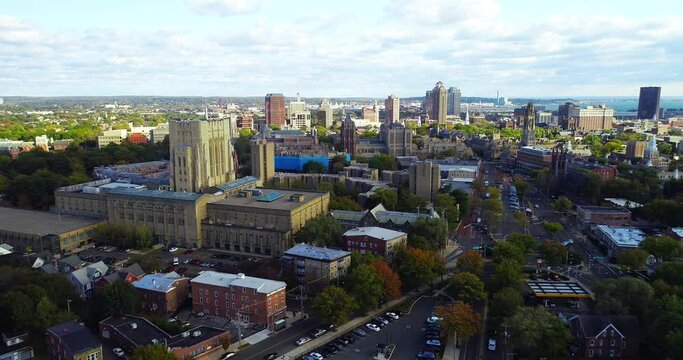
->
130, 322, 137, 329
192, 331, 202, 338
182, 331, 190, 338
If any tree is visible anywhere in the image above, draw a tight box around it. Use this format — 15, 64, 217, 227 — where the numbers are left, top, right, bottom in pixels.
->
345, 264, 383, 314
393, 246, 444, 289
492, 241, 526, 265
542, 222, 563, 240
302, 160, 325, 174
435, 302, 481, 344
371, 260, 402, 300
407, 218, 448, 251
538, 240, 567, 265
103, 280, 139, 317
126, 254, 162, 273
366, 154, 397, 173
450, 189, 469, 217
130, 344, 179, 360
506, 233, 537, 254
482, 198, 503, 234
472, 179, 484, 194
492, 259, 522, 291
616, 249, 648, 270
658, 141, 673, 154
552, 196, 573, 213
653, 262, 683, 288
434, 193, 459, 223
640, 236, 682, 261
490, 287, 523, 320
313, 286, 357, 326
512, 211, 530, 234
449, 272, 486, 304
296, 215, 343, 247
34, 296, 71, 331
368, 188, 398, 211
594, 277, 654, 319
0, 291, 34, 331
396, 188, 427, 212
512, 177, 529, 200
329, 195, 362, 211
455, 251, 484, 277
505, 307, 572, 357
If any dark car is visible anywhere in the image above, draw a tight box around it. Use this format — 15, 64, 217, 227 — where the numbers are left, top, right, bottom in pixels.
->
342, 334, 356, 344
262, 353, 278, 360
323, 344, 338, 355
337, 337, 349, 345
371, 319, 385, 327
331, 342, 344, 351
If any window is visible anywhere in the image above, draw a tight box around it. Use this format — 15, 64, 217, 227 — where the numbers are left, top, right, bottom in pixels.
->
214, 290, 218, 298
610, 339, 615, 347
609, 349, 615, 357
199, 289, 204, 295
599, 340, 604, 346
200, 297, 204, 304
610, 330, 615, 337
214, 300, 218, 306
588, 349, 594, 358
590, 339, 595, 347
231, 294, 235, 300
245, 296, 249, 302
243, 288, 246, 293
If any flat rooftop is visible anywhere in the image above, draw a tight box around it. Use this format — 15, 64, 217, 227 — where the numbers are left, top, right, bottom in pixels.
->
283, 243, 351, 261
210, 189, 325, 211
343, 226, 406, 240
191, 271, 286, 295
108, 187, 206, 202
577, 205, 631, 214
101, 316, 226, 349
527, 281, 592, 299
0, 207, 103, 236
596, 225, 645, 247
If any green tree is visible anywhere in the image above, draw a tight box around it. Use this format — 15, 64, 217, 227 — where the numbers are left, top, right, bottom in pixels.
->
512, 211, 530, 234
393, 246, 444, 289
492, 259, 522, 291
449, 272, 486, 304
490, 287, 523, 320
653, 262, 683, 289
640, 236, 682, 261
329, 195, 362, 211
455, 251, 484, 277
366, 154, 397, 173
594, 277, 654, 319
407, 218, 448, 251
345, 264, 383, 313
505, 307, 572, 358
434, 192, 459, 223
450, 189, 469, 217
313, 286, 357, 326
492, 241, 526, 265
506, 233, 537, 254
616, 249, 648, 270
302, 160, 325, 174
126, 254, 162, 273
368, 188, 398, 211
296, 215, 343, 247
512, 177, 529, 200
0, 291, 34, 331
658, 141, 673, 154
543, 222, 563, 240
103, 281, 139, 317
538, 240, 567, 265
130, 344, 179, 360
396, 188, 428, 212
34, 296, 72, 331
552, 196, 573, 213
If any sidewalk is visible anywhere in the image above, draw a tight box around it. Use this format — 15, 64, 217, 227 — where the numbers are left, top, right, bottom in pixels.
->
282, 285, 431, 359
442, 332, 461, 360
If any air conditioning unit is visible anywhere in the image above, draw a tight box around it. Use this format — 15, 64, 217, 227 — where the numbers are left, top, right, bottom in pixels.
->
192, 331, 202, 338
182, 331, 190, 338
130, 322, 137, 329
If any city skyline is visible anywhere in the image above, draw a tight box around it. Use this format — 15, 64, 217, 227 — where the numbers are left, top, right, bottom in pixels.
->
1, 0, 683, 97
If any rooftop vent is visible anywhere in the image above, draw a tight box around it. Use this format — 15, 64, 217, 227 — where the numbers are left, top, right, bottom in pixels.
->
130, 322, 137, 330
289, 194, 305, 203
192, 331, 202, 338
237, 273, 246, 279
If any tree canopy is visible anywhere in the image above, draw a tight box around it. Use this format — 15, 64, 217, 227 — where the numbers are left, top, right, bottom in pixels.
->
130, 344, 179, 360
505, 307, 572, 358
449, 272, 486, 304
455, 251, 484, 277
296, 215, 343, 247
313, 286, 356, 326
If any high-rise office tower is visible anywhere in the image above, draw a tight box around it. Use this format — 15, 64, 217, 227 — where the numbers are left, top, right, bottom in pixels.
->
520, 103, 536, 147
637, 86, 661, 120
447, 87, 461, 116
428, 82, 448, 124
385, 95, 400, 124
341, 112, 358, 155
409, 161, 440, 202
558, 102, 579, 130
265, 93, 286, 126
317, 99, 333, 128
424, 90, 434, 119
170, 117, 235, 192
251, 139, 275, 184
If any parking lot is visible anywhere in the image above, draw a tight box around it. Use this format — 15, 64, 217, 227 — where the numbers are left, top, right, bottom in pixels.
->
298, 297, 439, 360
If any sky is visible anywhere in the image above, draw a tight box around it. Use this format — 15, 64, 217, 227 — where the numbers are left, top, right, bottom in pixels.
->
1, 0, 683, 98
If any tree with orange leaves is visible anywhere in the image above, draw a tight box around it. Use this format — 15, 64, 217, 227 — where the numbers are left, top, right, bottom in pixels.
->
371, 260, 402, 300
455, 250, 484, 277
435, 301, 482, 344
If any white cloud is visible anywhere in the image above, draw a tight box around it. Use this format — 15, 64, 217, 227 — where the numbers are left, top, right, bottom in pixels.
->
184, 0, 265, 16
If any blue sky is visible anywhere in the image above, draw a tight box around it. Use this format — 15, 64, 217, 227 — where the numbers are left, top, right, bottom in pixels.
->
1, 0, 682, 97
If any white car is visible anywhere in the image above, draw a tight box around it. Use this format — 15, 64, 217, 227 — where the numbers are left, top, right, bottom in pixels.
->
366, 323, 380, 332
168, 247, 179, 252
220, 353, 236, 360
488, 339, 497, 351
112, 348, 125, 358
426, 316, 441, 324
386, 312, 399, 320
309, 352, 324, 360
426, 339, 441, 347
296, 336, 311, 346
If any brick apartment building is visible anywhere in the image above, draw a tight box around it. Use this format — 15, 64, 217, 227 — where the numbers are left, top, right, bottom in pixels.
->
191, 271, 286, 327
342, 226, 407, 259
132, 272, 190, 316
46, 322, 102, 360
100, 315, 229, 360
568, 314, 639, 359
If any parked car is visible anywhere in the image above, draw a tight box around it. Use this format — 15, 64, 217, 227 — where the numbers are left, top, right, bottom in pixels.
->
342, 334, 356, 344
310, 328, 327, 338
113, 348, 125, 358
426, 316, 441, 324
386, 312, 399, 320
331, 341, 344, 350
296, 336, 311, 346
309, 352, 324, 360
352, 328, 367, 337
426, 339, 441, 347
365, 323, 380, 332
263, 353, 278, 360
375, 316, 389, 325
488, 339, 497, 351
371, 319, 386, 328
168, 247, 178, 252
417, 350, 437, 359
219, 352, 236, 359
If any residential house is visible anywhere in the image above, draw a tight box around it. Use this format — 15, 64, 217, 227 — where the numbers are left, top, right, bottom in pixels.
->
46, 322, 102, 360
342, 226, 407, 259
282, 244, 351, 290
67, 261, 109, 299
0, 332, 34, 360
568, 314, 639, 359
58, 255, 89, 273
